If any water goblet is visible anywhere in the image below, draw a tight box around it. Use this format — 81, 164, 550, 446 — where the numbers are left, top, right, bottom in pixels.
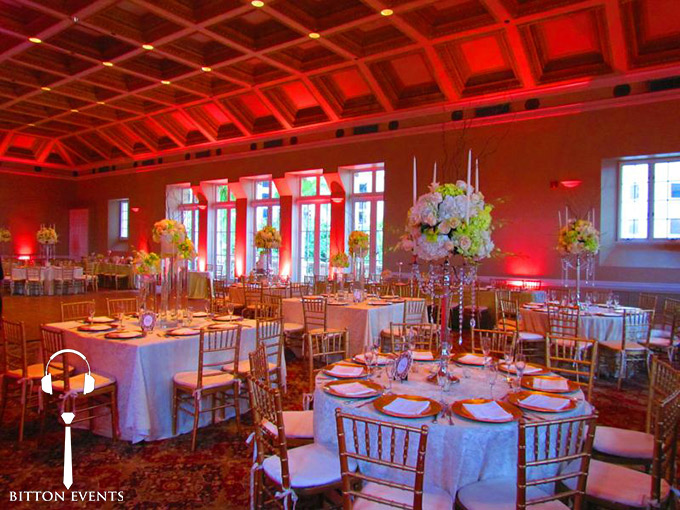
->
226, 302, 235, 317
88, 302, 95, 323
437, 363, 449, 401
613, 294, 620, 308
487, 361, 499, 399
117, 312, 125, 331
364, 349, 376, 380
481, 337, 491, 368
514, 354, 527, 393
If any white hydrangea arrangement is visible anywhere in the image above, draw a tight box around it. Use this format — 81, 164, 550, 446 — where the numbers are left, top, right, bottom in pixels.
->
255, 225, 281, 250
36, 226, 58, 245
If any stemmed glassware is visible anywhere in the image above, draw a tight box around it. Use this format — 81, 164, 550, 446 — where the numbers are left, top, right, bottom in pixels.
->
487, 361, 499, 399
503, 343, 514, 383
514, 353, 527, 393
385, 359, 396, 393
437, 362, 449, 401
226, 302, 235, 317
481, 337, 491, 369
88, 302, 95, 322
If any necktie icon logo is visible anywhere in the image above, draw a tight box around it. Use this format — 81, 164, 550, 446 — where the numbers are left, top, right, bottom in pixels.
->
41, 349, 94, 489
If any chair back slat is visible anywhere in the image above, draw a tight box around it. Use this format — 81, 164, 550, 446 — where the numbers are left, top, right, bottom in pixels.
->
499, 296, 520, 331
249, 344, 270, 385
388, 323, 437, 353
335, 409, 429, 510
624, 309, 653, 347
107, 297, 137, 316
652, 390, 680, 503
2, 319, 28, 375
197, 326, 242, 385
517, 414, 596, 510
548, 304, 580, 338
639, 293, 658, 314
471, 328, 516, 357
659, 298, 680, 333
301, 296, 327, 332
256, 318, 283, 378
647, 357, 680, 433
545, 335, 597, 401
61, 300, 95, 322
403, 299, 426, 324
39, 327, 72, 391
307, 329, 348, 392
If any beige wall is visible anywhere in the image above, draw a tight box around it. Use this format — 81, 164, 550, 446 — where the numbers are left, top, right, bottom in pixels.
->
5, 97, 680, 284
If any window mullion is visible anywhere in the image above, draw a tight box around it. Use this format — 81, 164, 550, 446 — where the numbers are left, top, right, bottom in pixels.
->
648, 163, 654, 240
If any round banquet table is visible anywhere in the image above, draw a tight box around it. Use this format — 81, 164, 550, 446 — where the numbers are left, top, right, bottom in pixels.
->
521, 304, 639, 343
312, 360, 591, 499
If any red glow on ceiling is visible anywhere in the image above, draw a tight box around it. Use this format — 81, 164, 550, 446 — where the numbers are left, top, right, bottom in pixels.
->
459, 36, 506, 73
239, 93, 270, 117
170, 112, 195, 130
202, 103, 230, 123
12, 135, 36, 150
642, 0, 680, 39
541, 12, 599, 58
332, 68, 370, 98
390, 54, 432, 87
281, 81, 317, 109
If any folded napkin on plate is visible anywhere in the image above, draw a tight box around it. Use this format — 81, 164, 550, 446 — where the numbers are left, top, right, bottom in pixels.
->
383, 397, 429, 416
215, 315, 240, 321
501, 363, 542, 375
412, 351, 434, 361
170, 328, 200, 336
533, 377, 570, 391
333, 382, 375, 396
328, 365, 364, 377
80, 324, 111, 331
458, 354, 488, 365
520, 393, 569, 411
463, 401, 512, 421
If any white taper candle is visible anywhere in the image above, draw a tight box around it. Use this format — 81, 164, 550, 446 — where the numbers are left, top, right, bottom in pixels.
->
433, 161, 437, 184
413, 156, 417, 206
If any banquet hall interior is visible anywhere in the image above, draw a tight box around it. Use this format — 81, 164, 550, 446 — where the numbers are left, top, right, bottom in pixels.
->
0, 0, 679, 508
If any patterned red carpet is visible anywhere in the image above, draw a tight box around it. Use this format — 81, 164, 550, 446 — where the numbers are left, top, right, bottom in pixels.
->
0, 355, 652, 510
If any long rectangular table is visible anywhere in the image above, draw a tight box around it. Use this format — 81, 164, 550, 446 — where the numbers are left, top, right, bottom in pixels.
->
282, 298, 420, 355
11, 266, 84, 295
44, 318, 283, 443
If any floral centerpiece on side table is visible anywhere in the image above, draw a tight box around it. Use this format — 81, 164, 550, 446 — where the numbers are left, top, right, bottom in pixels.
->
36, 225, 58, 262
557, 217, 600, 302
133, 250, 160, 312
254, 225, 281, 280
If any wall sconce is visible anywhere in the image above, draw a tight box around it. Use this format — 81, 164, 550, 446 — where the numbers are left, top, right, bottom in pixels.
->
330, 191, 345, 204
559, 180, 583, 189
198, 204, 207, 211
131, 206, 140, 213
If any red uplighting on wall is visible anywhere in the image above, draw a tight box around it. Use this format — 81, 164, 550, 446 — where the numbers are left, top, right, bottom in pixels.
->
18, 255, 30, 261
560, 180, 583, 189
506, 279, 542, 290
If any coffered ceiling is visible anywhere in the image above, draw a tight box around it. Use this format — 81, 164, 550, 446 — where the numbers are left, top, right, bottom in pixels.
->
0, 0, 679, 175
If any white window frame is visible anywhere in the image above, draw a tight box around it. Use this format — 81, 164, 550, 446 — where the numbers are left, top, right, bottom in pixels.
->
618, 156, 680, 241
177, 188, 199, 270
350, 166, 385, 275
119, 199, 129, 240
297, 175, 332, 279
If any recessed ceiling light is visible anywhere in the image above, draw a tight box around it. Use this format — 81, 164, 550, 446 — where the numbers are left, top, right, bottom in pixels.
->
161, 80, 171, 85
251, 0, 264, 6
28, 123, 35, 127
308, 32, 320, 39
142, 44, 154, 50
29, 37, 42, 44
97, 101, 105, 105
380, 8, 394, 16
41, 86, 51, 91
102, 61, 114, 67
201, 66, 212, 72
70, 109, 79, 113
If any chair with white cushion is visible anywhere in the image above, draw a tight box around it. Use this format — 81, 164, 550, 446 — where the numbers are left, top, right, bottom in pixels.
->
172, 325, 242, 451
336, 409, 453, 510
457, 413, 596, 510
571, 390, 680, 510
600, 309, 652, 389
546, 335, 598, 401
593, 356, 680, 469
39, 327, 118, 440
644, 308, 680, 363
379, 298, 426, 349
471, 327, 516, 358
499, 295, 545, 360
651, 298, 680, 342
247, 376, 347, 510
249, 344, 313, 445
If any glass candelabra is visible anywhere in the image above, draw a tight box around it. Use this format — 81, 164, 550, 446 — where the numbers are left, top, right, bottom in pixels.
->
411, 256, 478, 352
560, 253, 595, 303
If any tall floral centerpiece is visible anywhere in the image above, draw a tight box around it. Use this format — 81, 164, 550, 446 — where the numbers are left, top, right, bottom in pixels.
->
348, 231, 369, 288
133, 250, 160, 312
557, 215, 600, 303
152, 219, 187, 325
0, 228, 11, 256
177, 238, 197, 316
330, 252, 350, 291
36, 225, 58, 263
399, 153, 494, 349
254, 225, 281, 283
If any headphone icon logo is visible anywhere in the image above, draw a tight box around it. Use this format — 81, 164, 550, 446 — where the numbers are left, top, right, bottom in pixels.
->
41, 349, 94, 395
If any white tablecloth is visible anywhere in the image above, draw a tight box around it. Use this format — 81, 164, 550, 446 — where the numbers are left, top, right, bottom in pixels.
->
45, 317, 285, 443
282, 298, 412, 355
313, 362, 589, 499
521, 305, 635, 343
11, 266, 84, 295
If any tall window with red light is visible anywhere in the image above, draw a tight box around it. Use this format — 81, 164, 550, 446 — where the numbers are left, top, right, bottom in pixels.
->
351, 164, 385, 276
215, 185, 236, 280
252, 179, 280, 272
298, 175, 331, 281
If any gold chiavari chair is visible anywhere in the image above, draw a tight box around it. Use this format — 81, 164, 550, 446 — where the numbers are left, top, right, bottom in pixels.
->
336, 409, 453, 509
249, 345, 313, 445
243, 282, 264, 318
646, 308, 680, 362
388, 322, 438, 354
212, 278, 229, 311
470, 328, 516, 358
290, 282, 311, 298
255, 318, 284, 392
106, 297, 138, 316
639, 292, 659, 314
549, 287, 573, 303
594, 356, 680, 469
652, 297, 680, 341
172, 325, 242, 451
0, 319, 45, 441
494, 289, 513, 326
457, 414, 596, 510
600, 309, 652, 389
545, 335, 598, 401
25, 266, 43, 296
60, 300, 95, 322
39, 326, 118, 440
380, 298, 427, 348
264, 291, 305, 357
499, 296, 545, 360
306, 329, 348, 396
547, 304, 580, 338
301, 296, 343, 335
580, 390, 680, 510
247, 376, 345, 510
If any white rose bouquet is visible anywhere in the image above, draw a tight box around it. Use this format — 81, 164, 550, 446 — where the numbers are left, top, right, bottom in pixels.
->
398, 181, 494, 261
558, 219, 599, 255
255, 225, 281, 250
36, 226, 58, 245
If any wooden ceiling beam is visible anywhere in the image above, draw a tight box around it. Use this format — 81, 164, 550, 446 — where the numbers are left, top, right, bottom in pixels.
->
210, 100, 252, 137
604, 0, 629, 73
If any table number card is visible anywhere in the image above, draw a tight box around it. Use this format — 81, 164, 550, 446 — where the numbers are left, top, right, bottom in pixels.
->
394, 351, 412, 381
139, 311, 156, 333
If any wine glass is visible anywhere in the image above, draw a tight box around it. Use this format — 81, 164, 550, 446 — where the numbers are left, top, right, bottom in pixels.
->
514, 353, 527, 393
437, 363, 449, 401
187, 309, 194, 326
487, 361, 499, 399
117, 311, 125, 331
364, 349, 376, 379
385, 359, 396, 393
481, 336, 491, 367
613, 294, 620, 309
226, 302, 235, 317
88, 302, 95, 323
